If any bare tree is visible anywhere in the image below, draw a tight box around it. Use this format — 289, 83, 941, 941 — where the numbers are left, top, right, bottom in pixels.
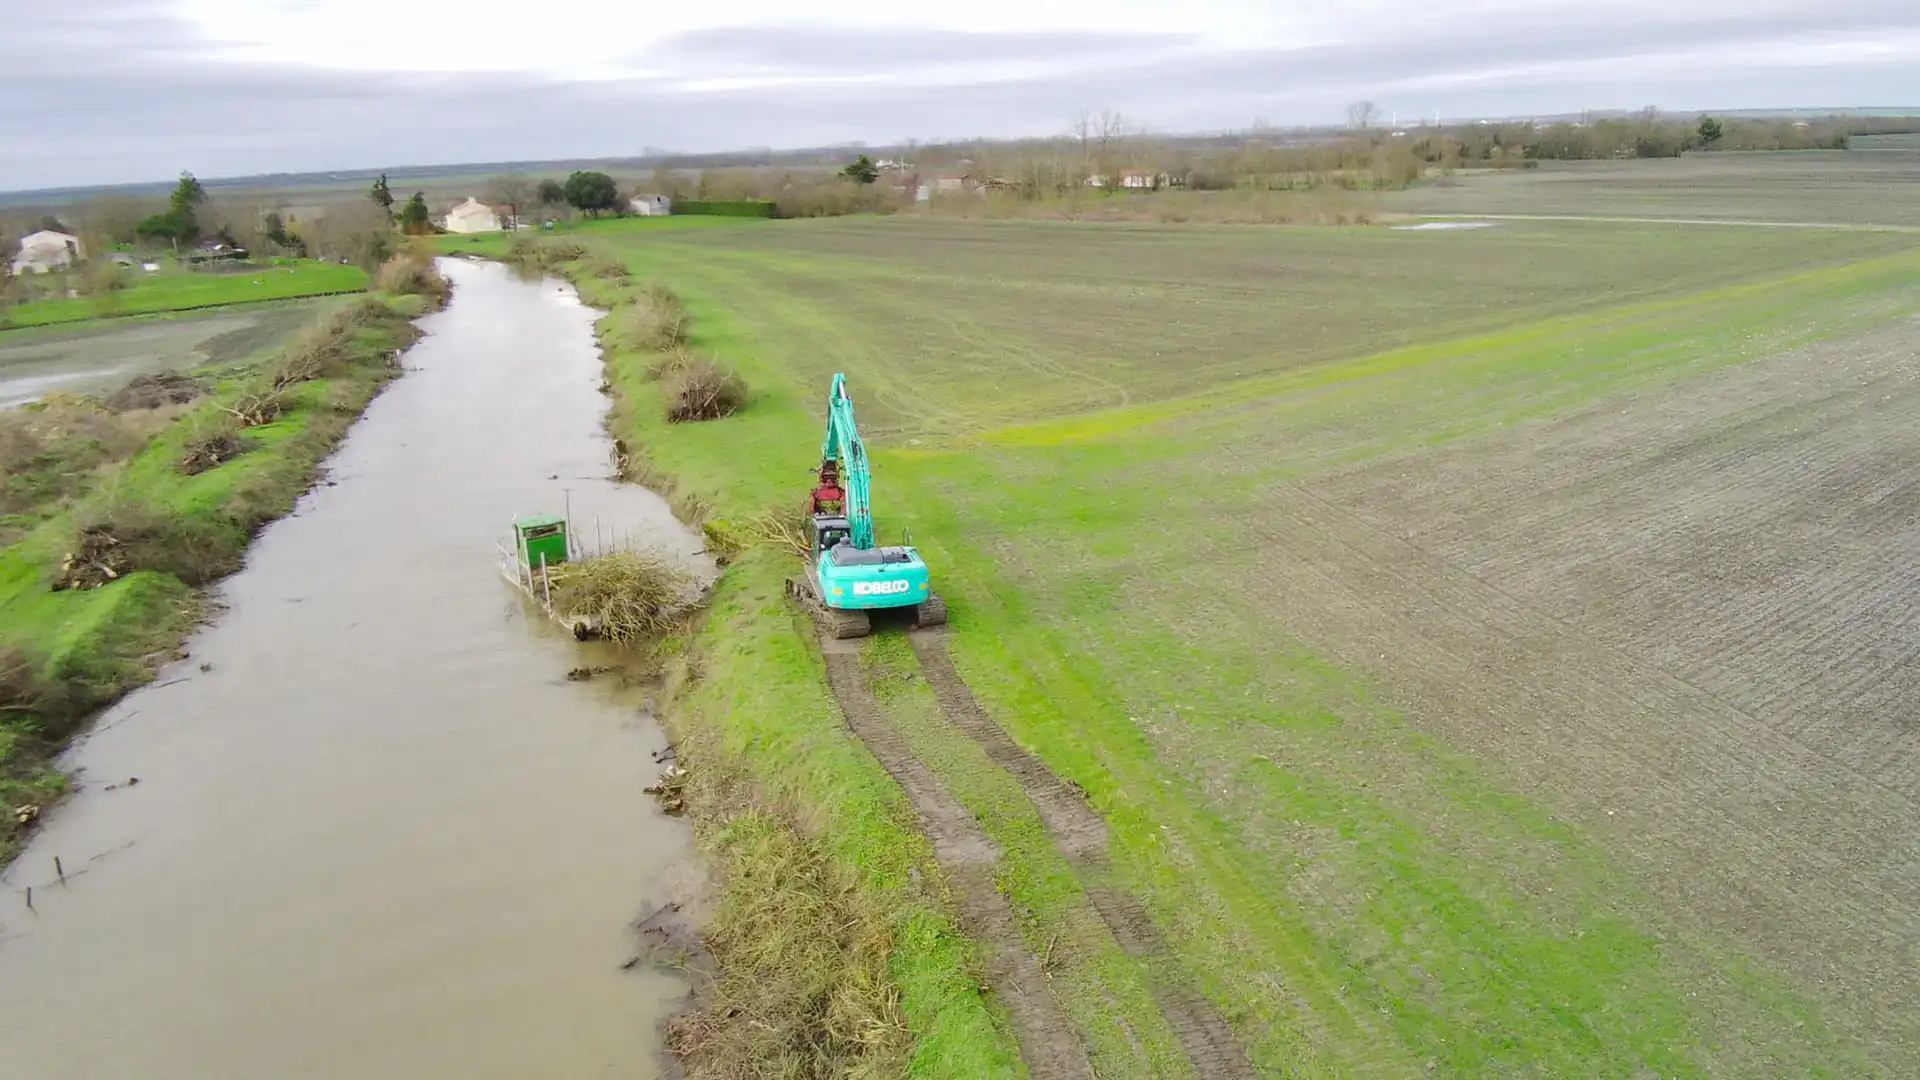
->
74, 194, 158, 255
1069, 109, 1131, 187
484, 174, 539, 226
1347, 100, 1380, 131
296, 200, 395, 271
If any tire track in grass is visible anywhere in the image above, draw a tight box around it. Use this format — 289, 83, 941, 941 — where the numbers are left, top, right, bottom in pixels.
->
819, 643, 1096, 1080
909, 633, 1256, 1080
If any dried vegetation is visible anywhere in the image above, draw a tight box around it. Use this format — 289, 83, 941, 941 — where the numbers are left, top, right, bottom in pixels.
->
373, 251, 452, 302
664, 810, 911, 1079
504, 235, 588, 272
665, 361, 747, 422
621, 282, 688, 352
548, 550, 699, 644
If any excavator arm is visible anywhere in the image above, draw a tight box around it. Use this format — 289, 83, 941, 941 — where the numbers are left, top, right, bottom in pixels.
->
819, 372, 875, 550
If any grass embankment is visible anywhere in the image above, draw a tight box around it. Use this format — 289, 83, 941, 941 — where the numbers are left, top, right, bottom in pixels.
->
0, 293, 425, 862
482, 232, 1025, 1076
3, 260, 370, 329
496, 213, 1918, 1076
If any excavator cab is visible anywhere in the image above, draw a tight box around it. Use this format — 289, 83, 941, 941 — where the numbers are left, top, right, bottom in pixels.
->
810, 515, 852, 559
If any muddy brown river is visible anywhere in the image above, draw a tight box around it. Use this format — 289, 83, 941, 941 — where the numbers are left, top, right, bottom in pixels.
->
0, 260, 704, 1078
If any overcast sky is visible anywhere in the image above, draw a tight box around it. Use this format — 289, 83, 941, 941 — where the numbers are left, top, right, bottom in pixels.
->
2, 0, 1916, 190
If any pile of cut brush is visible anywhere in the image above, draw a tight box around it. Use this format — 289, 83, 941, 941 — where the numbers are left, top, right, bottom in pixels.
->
104, 372, 205, 412
57, 525, 131, 589
549, 550, 699, 644
665, 360, 747, 422
178, 422, 250, 475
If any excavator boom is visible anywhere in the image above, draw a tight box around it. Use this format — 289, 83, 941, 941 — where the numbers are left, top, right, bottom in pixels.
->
819, 373, 875, 550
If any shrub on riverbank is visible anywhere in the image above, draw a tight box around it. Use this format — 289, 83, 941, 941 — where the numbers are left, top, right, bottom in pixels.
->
374, 254, 451, 302
504, 236, 587, 272
621, 282, 687, 352
665, 360, 747, 422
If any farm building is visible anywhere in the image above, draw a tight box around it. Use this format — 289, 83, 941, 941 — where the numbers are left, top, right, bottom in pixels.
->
10, 229, 84, 274
934, 174, 976, 194
630, 194, 672, 216
444, 198, 502, 234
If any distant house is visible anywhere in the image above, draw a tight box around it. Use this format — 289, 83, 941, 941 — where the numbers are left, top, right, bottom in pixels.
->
1117, 170, 1176, 190
10, 229, 84, 275
629, 194, 672, 216
934, 174, 975, 194
444, 197, 502, 234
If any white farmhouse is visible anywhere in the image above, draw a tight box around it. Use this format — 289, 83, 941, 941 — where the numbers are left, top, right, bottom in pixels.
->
629, 194, 672, 216
10, 229, 84, 274
444, 198, 502, 234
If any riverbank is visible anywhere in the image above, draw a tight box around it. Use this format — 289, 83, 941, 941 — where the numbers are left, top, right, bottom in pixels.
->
1, 289, 432, 862
451, 234, 1029, 1076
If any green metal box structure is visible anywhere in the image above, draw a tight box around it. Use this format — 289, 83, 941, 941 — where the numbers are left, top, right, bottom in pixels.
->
512, 512, 570, 572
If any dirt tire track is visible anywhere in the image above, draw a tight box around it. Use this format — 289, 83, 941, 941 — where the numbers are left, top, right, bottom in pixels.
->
910, 634, 1256, 1080
819, 646, 1095, 1080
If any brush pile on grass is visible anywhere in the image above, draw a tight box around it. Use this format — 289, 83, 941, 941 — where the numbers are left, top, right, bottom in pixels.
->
665, 360, 747, 422
104, 372, 205, 412
700, 506, 809, 566
55, 501, 243, 590
548, 550, 698, 644
622, 282, 687, 352
177, 417, 250, 475
222, 390, 286, 428
665, 810, 910, 1077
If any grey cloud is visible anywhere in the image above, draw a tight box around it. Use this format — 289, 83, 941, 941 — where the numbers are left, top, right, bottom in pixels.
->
644, 25, 1200, 72
1, 0, 1916, 191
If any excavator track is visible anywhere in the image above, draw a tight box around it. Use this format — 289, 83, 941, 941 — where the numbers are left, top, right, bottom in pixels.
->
913, 592, 948, 629
785, 574, 871, 639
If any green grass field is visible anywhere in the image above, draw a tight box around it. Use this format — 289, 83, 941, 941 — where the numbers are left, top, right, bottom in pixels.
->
1384, 150, 1920, 226
3, 260, 368, 328
497, 195, 1920, 1079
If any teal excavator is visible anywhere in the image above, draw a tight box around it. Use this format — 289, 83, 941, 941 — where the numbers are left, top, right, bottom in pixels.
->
785, 373, 946, 639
